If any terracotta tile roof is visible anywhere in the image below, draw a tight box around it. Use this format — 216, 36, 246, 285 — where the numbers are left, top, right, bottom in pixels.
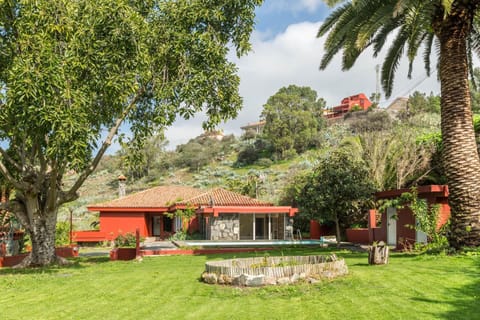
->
178, 188, 273, 207
90, 185, 204, 208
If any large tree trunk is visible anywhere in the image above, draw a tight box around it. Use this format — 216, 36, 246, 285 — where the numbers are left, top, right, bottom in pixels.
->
13, 193, 64, 267
437, 4, 480, 247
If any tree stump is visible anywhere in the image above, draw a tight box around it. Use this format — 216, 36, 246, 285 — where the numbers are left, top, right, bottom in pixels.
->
367, 242, 389, 265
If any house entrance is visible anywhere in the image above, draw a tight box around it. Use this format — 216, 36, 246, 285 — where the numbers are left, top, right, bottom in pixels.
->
151, 215, 173, 238
239, 215, 253, 240
239, 213, 286, 240
387, 207, 397, 246
255, 216, 266, 240
152, 216, 161, 236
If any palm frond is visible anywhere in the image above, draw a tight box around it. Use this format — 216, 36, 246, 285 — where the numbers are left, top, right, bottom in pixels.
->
381, 26, 409, 97
354, 1, 395, 50
317, 3, 351, 38
423, 33, 434, 77
320, 35, 346, 70
470, 19, 480, 57
319, 0, 440, 96
372, 18, 403, 57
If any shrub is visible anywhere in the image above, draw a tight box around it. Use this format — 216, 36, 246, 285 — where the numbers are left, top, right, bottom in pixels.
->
56, 221, 71, 246
114, 232, 141, 248
255, 158, 273, 167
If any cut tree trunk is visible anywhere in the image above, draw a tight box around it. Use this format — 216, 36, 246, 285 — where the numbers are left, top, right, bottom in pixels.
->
437, 5, 480, 247
367, 243, 389, 265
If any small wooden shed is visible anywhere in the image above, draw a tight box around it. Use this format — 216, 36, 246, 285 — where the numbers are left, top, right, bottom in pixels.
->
368, 185, 450, 250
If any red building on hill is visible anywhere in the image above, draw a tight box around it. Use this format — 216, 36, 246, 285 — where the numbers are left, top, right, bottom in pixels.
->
325, 93, 372, 120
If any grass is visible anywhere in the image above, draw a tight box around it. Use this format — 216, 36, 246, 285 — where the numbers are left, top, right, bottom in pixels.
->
1, 247, 479, 320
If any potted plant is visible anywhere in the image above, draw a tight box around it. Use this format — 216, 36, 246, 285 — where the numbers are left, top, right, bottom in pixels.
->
110, 232, 141, 261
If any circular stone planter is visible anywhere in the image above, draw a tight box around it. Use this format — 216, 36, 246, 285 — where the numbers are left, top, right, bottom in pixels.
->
202, 254, 348, 286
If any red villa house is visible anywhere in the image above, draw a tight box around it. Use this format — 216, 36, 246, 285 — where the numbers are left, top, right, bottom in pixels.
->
74, 186, 298, 242
325, 93, 372, 120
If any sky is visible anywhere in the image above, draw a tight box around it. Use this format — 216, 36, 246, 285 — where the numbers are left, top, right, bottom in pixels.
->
162, 0, 441, 149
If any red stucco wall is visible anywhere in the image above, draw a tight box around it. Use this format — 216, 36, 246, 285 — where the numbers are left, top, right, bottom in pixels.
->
99, 212, 148, 240
309, 220, 335, 239
437, 201, 451, 229
346, 228, 369, 244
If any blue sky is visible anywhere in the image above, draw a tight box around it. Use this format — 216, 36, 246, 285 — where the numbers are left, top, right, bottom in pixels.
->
254, 1, 330, 37
161, 1, 440, 148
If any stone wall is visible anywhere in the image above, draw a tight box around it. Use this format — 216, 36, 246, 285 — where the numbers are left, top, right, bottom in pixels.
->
210, 214, 239, 240
202, 254, 348, 286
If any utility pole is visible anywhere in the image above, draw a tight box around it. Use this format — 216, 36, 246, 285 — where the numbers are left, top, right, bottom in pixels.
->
375, 64, 380, 105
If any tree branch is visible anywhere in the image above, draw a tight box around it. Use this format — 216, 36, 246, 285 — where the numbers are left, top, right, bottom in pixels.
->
0, 199, 31, 232
46, 162, 58, 212
62, 88, 145, 203
0, 146, 22, 172
0, 159, 27, 191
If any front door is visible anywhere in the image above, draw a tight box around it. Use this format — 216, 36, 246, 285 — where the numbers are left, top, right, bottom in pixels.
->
152, 216, 161, 237
415, 218, 428, 244
255, 216, 265, 240
387, 207, 397, 246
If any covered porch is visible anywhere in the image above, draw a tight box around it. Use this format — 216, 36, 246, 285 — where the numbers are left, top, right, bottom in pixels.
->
197, 206, 298, 241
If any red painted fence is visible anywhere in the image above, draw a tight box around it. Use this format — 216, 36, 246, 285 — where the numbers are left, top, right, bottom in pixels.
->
0, 246, 79, 268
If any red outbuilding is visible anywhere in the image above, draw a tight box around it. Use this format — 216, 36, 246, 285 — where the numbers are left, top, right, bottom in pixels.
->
368, 185, 450, 249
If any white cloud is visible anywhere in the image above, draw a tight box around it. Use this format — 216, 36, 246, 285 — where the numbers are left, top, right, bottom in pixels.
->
300, 0, 325, 12
164, 21, 440, 149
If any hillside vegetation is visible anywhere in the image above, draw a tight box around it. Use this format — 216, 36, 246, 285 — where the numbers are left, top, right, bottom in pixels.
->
62, 86, 454, 233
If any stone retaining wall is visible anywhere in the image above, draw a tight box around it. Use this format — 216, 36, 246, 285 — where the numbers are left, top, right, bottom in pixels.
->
202, 254, 348, 286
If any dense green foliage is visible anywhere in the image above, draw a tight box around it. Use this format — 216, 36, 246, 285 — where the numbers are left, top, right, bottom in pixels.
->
119, 133, 169, 180
1, 249, 479, 319
0, 0, 263, 265
299, 151, 375, 241
175, 133, 236, 172
406, 91, 441, 115
260, 85, 326, 159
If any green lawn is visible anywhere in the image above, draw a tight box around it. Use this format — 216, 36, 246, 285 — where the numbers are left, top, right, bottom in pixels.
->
1, 248, 478, 320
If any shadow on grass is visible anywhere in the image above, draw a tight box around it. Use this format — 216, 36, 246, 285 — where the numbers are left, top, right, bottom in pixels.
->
434, 256, 480, 319
0, 256, 111, 276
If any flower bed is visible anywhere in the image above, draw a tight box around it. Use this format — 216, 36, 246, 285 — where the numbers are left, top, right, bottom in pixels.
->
202, 254, 348, 286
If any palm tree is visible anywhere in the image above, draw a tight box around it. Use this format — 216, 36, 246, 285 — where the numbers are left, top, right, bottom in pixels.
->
318, 0, 480, 247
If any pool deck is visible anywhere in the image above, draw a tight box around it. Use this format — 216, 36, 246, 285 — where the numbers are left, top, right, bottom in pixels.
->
138, 239, 336, 256
178, 239, 334, 247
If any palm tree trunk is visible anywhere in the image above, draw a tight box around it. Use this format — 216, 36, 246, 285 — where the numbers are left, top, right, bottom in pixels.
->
437, 6, 480, 247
